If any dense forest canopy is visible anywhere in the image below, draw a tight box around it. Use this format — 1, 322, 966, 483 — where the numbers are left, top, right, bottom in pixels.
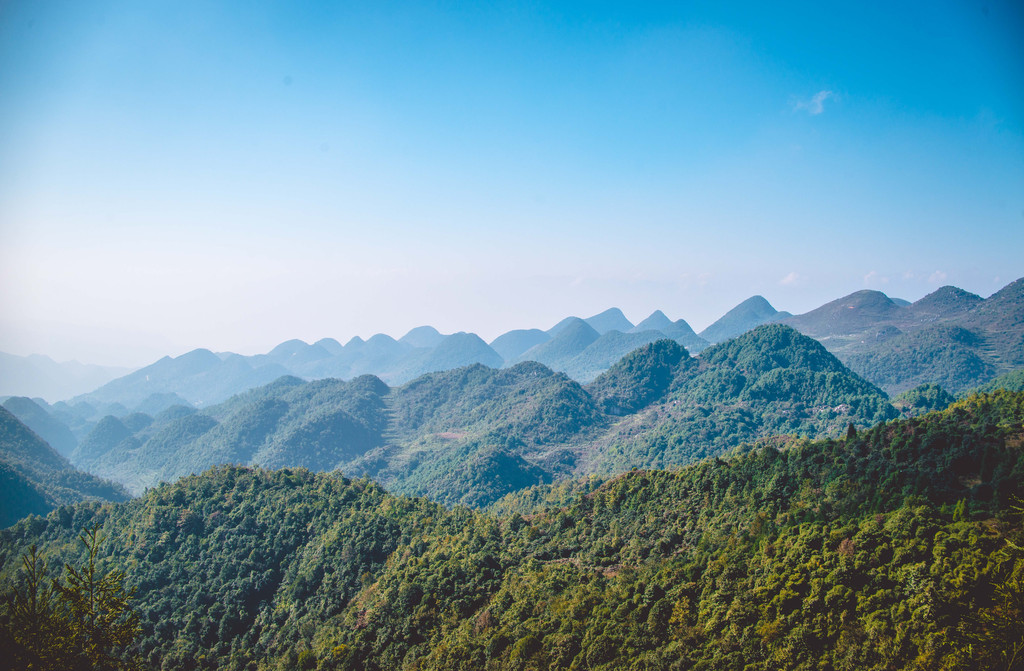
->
2, 391, 1021, 670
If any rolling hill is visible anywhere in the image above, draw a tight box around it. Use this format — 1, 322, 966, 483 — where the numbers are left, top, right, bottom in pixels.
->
2, 391, 1019, 670
58, 325, 898, 508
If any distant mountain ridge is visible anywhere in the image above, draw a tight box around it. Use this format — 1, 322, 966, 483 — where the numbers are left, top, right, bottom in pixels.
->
780, 278, 1024, 393
0, 352, 132, 402
63, 308, 712, 413
12, 277, 1023, 419
63, 325, 898, 508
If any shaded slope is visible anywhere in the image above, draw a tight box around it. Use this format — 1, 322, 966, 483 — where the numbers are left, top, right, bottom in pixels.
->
2, 397, 77, 457
514, 318, 601, 370
699, 295, 781, 343
584, 308, 634, 334
489, 329, 550, 361
782, 289, 903, 337
0, 407, 130, 512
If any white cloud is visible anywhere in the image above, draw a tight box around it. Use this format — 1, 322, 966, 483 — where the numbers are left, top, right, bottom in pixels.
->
929, 270, 948, 284
794, 90, 836, 115
779, 271, 802, 286
863, 270, 889, 286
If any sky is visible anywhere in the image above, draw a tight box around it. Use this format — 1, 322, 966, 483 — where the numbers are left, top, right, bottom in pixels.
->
1, 0, 1022, 367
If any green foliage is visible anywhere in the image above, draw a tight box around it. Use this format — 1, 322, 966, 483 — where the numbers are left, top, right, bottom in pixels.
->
893, 383, 957, 417
587, 339, 691, 415
971, 367, 1024, 395
1, 527, 140, 670
845, 324, 996, 395
1, 392, 1021, 670
0, 407, 130, 522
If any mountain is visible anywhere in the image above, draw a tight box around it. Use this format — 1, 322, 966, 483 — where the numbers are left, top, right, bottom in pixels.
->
891, 383, 956, 417
586, 324, 896, 473
586, 339, 692, 415
631, 309, 673, 332
971, 367, 1024, 394
907, 285, 983, 320
0, 406, 130, 524
71, 348, 289, 409
584, 307, 634, 334
842, 323, 996, 394
255, 339, 333, 368
341, 334, 414, 379
2, 396, 77, 457
783, 289, 903, 337
559, 329, 668, 383
22, 278, 1024, 414
631, 311, 708, 353
399, 326, 446, 348
69, 325, 897, 507
514, 318, 601, 369
779, 278, 1024, 394
489, 329, 550, 360
699, 295, 782, 344
0, 352, 132, 402
2, 391, 1019, 669
393, 332, 503, 381
313, 337, 344, 355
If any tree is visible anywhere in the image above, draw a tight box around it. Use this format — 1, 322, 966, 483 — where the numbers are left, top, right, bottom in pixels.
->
1, 525, 140, 671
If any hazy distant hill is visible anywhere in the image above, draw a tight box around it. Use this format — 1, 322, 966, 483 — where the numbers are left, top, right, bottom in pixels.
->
71, 348, 289, 409
391, 332, 504, 381
45, 277, 1024, 414
781, 278, 1024, 394
560, 329, 668, 382
514, 318, 601, 368
699, 295, 786, 343
0, 352, 131, 402
783, 289, 903, 336
399, 325, 446, 348
631, 310, 708, 353
2, 396, 77, 457
584, 307, 634, 334
489, 328, 550, 360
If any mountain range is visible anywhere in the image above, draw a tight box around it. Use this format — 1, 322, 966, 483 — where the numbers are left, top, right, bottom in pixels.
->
25, 325, 904, 506
0, 352, 131, 402
6, 279, 1020, 422
778, 278, 1024, 394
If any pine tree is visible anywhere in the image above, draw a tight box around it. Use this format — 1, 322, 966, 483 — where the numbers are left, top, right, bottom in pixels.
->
1, 525, 140, 671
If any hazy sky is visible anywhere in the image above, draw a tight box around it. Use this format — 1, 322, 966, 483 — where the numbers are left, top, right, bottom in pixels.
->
2, 1, 1022, 367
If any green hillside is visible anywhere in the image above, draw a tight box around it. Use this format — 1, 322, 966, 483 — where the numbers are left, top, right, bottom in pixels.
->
2, 397, 78, 457
3, 392, 1021, 670
54, 326, 899, 507
587, 325, 897, 473
0, 407, 130, 522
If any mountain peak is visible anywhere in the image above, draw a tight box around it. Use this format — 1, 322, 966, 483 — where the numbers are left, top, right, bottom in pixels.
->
699, 295, 780, 344
585, 308, 634, 334
782, 289, 900, 337
911, 285, 982, 315
631, 310, 673, 333
400, 326, 445, 348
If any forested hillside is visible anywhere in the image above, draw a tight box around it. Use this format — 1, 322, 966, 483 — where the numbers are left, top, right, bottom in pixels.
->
782, 278, 1024, 394
0, 407, 131, 527
57, 326, 899, 507
2, 391, 1021, 670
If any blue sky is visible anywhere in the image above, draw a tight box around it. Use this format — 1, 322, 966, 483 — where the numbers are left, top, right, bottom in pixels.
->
1, 1, 1022, 366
